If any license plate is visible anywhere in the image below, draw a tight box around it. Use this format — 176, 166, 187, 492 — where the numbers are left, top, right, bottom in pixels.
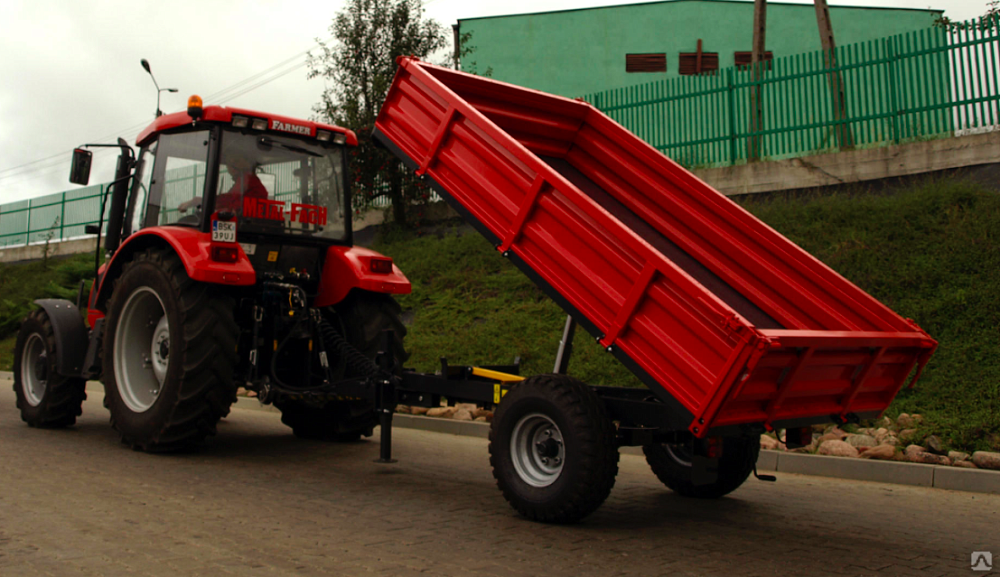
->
212, 220, 236, 243
239, 242, 256, 255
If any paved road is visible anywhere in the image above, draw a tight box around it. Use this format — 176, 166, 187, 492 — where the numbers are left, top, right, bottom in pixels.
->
0, 382, 996, 577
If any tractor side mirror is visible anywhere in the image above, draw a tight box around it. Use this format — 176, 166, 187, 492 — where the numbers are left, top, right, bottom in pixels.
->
70, 148, 93, 185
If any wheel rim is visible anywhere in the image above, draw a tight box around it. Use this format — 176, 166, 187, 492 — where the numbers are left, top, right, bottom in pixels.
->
510, 413, 565, 488
664, 443, 693, 467
114, 286, 168, 413
20, 333, 48, 407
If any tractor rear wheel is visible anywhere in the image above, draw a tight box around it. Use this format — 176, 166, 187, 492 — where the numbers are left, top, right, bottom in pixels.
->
489, 374, 618, 523
13, 308, 87, 428
101, 248, 239, 452
275, 292, 407, 442
643, 436, 759, 498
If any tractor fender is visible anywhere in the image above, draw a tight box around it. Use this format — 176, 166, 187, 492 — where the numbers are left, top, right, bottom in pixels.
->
33, 299, 89, 378
315, 245, 411, 307
92, 227, 256, 311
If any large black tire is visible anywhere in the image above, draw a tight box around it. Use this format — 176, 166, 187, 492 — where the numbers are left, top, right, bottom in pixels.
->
489, 374, 619, 523
643, 436, 759, 499
12, 309, 87, 428
275, 291, 408, 442
101, 248, 239, 452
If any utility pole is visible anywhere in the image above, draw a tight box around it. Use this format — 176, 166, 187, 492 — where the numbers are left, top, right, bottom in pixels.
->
748, 0, 767, 161
813, 0, 854, 149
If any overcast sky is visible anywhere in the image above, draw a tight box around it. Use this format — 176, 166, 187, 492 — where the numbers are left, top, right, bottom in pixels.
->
0, 0, 988, 204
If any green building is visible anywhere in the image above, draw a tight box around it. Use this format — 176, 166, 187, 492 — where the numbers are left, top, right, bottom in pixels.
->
457, 0, 942, 98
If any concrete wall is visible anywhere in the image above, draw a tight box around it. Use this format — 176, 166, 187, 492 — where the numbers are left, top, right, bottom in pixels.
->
458, 0, 940, 97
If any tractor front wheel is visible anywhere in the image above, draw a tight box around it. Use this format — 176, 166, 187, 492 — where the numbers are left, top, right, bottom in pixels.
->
102, 248, 239, 452
275, 292, 407, 442
13, 309, 87, 428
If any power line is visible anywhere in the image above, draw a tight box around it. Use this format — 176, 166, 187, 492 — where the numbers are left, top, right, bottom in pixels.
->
0, 38, 331, 187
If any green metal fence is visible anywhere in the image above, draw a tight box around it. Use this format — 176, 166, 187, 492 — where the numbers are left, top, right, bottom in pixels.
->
0, 184, 110, 248
585, 17, 999, 168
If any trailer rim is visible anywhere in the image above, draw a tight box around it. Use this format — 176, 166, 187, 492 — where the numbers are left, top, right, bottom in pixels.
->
20, 333, 48, 407
510, 412, 565, 488
114, 286, 167, 413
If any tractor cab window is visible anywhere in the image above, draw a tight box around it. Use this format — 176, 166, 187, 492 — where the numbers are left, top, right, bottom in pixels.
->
124, 142, 156, 236
144, 130, 210, 227
218, 131, 347, 242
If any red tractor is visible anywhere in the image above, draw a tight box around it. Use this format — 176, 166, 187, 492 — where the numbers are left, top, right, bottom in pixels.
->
13, 96, 415, 451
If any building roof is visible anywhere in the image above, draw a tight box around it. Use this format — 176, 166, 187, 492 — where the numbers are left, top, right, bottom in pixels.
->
458, 0, 943, 24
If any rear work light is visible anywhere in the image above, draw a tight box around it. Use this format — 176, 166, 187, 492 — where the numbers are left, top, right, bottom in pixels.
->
187, 95, 203, 119
232, 115, 250, 128
211, 245, 240, 263
251, 118, 268, 131
370, 257, 393, 274
316, 130, 332, 142
332, 133, 347, 145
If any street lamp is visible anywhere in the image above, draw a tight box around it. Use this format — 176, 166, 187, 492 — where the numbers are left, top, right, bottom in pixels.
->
140, 58, 178, 117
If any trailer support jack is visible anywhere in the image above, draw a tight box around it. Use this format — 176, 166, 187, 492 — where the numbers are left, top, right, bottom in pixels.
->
375, 330, 398, 464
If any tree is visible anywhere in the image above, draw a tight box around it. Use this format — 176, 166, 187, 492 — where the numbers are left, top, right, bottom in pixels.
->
308, 0, 446, 228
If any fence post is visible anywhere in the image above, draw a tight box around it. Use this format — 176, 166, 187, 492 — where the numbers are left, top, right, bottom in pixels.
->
885, 37, 901, 144
25, 198, 31, 246
727, 67, 737, 165
60, 192, 66, 241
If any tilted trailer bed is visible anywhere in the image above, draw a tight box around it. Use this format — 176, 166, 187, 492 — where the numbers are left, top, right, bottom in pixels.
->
375, 57, 936, 437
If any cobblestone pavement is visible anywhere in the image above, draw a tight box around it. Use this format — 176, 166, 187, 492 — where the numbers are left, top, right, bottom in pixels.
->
0, 383, 996, 577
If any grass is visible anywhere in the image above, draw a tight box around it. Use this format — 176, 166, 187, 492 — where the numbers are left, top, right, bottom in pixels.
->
0, 179, 996, 452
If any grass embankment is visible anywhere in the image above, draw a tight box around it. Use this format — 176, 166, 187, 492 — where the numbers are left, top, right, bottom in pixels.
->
0, 253, 95, 371
0, 180, 995, 452
379, 180, 999, 453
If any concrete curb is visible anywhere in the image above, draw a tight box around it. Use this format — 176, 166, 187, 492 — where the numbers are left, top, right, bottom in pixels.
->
1, 372, 996, 494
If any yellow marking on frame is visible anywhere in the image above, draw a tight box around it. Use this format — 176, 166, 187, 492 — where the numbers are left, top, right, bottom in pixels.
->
308, 340, 313, 351
273, 340, 278, 351
267, 251, 279, 262
472, 367, 525, 383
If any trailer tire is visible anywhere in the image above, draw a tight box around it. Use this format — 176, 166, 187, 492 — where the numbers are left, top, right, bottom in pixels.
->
276, 292, 408, 442
643, 436, 759, 498
102, 248, 239, 452
13, 308, 87, 428
489, 374, 618, 523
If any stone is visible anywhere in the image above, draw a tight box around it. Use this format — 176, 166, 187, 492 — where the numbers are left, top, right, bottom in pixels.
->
395, 405, 410, 414
455, 403, 478, 411
877, 416, 893, 429
845, 434, 878, 449
953, 460, 978, 468
474, 416, 487, 422
760, 434, 781, 450
471, 408, 492, 419
911, 414, 924, 424
426, 407, 457, 418
972, 451, 1000, 471
245, 390, 257, 398
817, 440, 859, 458
905, 444, 950, 466
948, 450, 970, 462
880, 435, 900, 447
859, 445, 896, 460
923, 435, 947, 455
874, 427, 890, 443
896, 413, 915, 429
236, 387, 247, 396
452, 408, 473, 421
410, 406, 429, 415
817, 432, 847, 444
899, 428, 918, 442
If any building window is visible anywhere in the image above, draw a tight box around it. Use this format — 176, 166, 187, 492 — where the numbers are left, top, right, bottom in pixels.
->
735, 51, 774, 71
626, 53, 667, 73
679, 40, 718, 75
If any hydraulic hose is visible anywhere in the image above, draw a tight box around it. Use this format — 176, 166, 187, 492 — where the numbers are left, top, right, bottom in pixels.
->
318, 318, 380, 378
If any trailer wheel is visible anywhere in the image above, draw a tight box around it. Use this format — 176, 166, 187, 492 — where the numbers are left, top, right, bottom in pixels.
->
276, 292, 408, 442
102, 248, 239, 452
12, 309, 87, 428
489, 374, 618, 523
643, 436, 759, 498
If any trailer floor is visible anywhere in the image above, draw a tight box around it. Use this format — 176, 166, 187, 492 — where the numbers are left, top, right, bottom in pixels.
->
0, 385, 992, 577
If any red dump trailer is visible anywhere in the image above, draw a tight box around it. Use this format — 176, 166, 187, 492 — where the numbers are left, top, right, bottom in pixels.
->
375, 57, 937, 522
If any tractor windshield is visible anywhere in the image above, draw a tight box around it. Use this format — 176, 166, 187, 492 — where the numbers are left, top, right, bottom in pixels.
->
219, 130, 347, 242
